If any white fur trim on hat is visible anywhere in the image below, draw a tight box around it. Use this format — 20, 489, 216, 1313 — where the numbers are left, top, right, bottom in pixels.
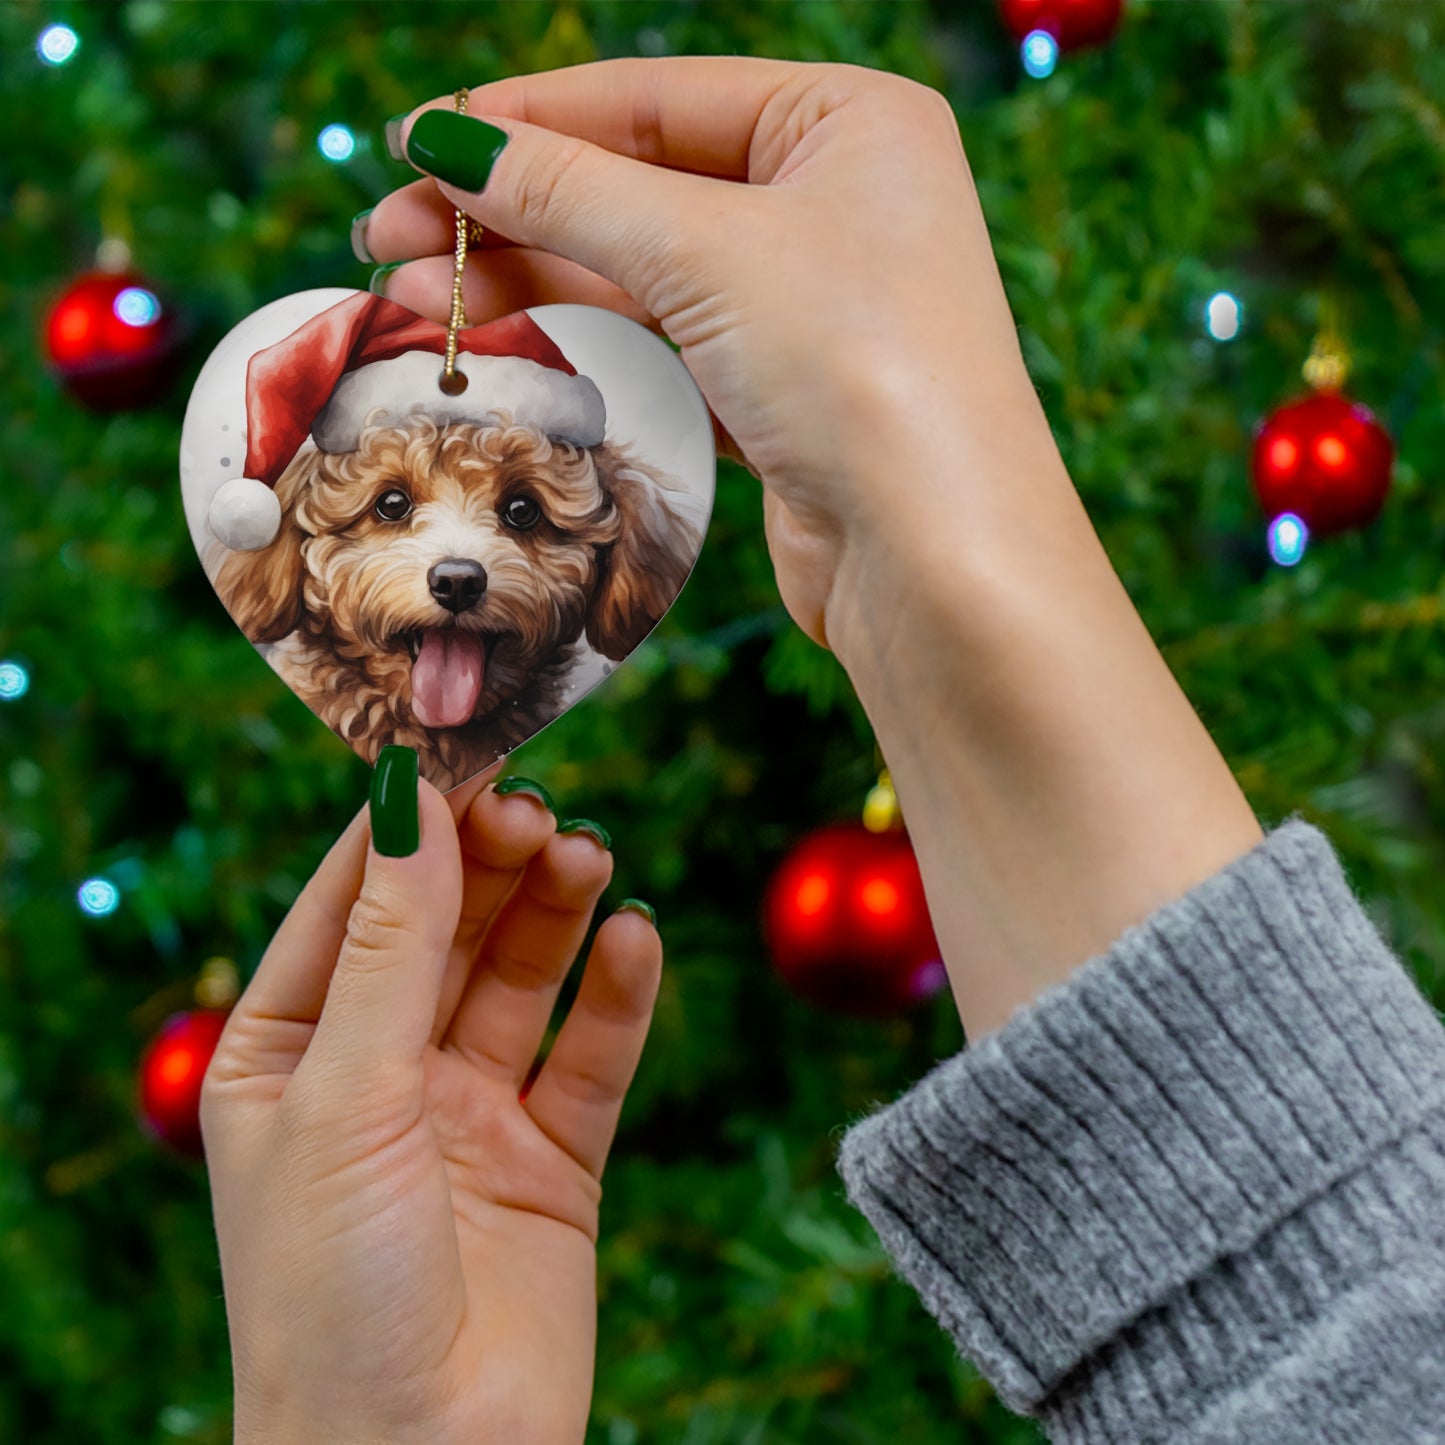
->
312, 351, 606, 453
208, 476, 282, 551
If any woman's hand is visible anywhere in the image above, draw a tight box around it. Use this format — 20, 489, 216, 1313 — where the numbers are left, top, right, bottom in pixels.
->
364, 58, 1262, 1041
201, 764, 660, 1445
361, 56, 1043, 653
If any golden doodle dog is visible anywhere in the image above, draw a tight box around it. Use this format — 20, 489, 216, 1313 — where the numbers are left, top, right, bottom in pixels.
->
212, 409, 702, 789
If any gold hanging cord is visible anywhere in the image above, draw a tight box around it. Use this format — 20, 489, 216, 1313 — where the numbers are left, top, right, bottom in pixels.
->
440, 88, 478, 396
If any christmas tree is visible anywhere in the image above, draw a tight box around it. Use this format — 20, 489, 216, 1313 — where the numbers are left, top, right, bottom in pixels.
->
3, 3, 1444, 1441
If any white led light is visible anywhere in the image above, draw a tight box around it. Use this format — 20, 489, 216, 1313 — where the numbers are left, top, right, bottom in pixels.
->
38, 24, 79, 66
78, 878, 121, 917
318, 124, 356, 162
1267, 512, 1309, 567
0, 660, 29, 700
1205, 291, 1243, 342
1022, 30, 1059, 80
114, 287, 161, 327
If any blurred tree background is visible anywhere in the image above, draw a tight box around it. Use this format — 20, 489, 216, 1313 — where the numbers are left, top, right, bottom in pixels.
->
3, 1, 1445, 1441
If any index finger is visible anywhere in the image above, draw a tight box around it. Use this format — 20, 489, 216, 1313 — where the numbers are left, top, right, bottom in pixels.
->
419, 55, 812, 182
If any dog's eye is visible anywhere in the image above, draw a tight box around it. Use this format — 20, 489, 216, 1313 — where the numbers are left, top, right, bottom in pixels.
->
375, 489, 413, 522
501, 494, 542, 531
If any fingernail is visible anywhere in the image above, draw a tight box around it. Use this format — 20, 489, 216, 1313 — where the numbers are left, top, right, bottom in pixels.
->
350, 208, 375, 264
368, 261, 404, 297
558, 818, 612, 850
617, 898, 656, 926
405, 110, 510, 192
493, 775, 555, 812
384, 113, 409, 162
370, 746, 419, 857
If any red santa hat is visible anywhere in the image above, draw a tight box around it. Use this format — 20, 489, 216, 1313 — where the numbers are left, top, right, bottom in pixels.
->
207, 292, 607, 550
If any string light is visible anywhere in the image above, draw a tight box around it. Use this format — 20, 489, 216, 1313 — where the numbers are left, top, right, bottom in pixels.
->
113, 287, 161, 328
0, 660, 29, 701
1267, 512, 1309, 567
1205, 291, 1242, 342
77, 878, 121, 917
37, 24, 79, 66
317, 124, 356, 162
1021, 30, 1060, 78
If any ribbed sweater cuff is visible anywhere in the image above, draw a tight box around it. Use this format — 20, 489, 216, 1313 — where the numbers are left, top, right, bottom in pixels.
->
836, 819, 1445, 1431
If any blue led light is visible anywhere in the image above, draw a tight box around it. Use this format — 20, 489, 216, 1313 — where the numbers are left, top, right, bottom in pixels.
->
78, 877, 121, 917
1205, 291, 1243, 342
0, 660, 28, 701
1267, 512, 1309, 567
114, 287, 161, 328
37, 24, 79, 66
1022, 29, 1059, 79
318, 124, 356, 162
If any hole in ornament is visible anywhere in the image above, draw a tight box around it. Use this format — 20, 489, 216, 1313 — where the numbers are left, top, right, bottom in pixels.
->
438, 369, 469, 397
221, 423, 229, 432
220, 457, 231, 468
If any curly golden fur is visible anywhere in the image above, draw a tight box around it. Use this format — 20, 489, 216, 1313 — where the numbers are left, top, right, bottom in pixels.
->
211, 410, 702, 789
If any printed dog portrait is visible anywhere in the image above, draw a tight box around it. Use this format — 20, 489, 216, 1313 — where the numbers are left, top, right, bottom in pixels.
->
211, 409, 703, 790
181, 291, 715, 791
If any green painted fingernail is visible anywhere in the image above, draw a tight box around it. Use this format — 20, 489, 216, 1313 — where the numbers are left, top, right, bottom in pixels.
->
558, 818, 612, 850
617, 898, 656, 926
405, 110, 510, 192
384, 113, 409, 162
368, 261, 404, 297
350, 208, 375, 264
493, 775, 555, 812
370, 746, 419, 857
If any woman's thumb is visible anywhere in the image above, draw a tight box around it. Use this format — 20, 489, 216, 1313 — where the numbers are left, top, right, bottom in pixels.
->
303, 748, 463, 1086
396, 106, 725, 314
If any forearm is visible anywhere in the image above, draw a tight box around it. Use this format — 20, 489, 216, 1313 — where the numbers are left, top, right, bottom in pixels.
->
826, 374, 1261, 1039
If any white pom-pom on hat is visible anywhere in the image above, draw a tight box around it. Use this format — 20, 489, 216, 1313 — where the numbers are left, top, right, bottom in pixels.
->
208, 476, 282, 551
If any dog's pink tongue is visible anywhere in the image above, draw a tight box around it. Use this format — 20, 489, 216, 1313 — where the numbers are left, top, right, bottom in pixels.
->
411, 630, 485, 729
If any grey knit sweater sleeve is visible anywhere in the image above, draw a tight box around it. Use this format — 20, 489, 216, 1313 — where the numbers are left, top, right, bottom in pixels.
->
836, 820, 1445, 1443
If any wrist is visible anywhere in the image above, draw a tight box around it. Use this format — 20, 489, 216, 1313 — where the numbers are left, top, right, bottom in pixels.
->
823, 371, 1078, 686
823, 412, 1261, 1039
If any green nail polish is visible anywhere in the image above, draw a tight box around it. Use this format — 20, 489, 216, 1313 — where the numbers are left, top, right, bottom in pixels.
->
370, 746, 419, 857
493, 775, 555, 812
350, 208, 375, 264
558, 818, 612, 850
384, 113, 409, 162
617, 898, 656, 926
368, 261, 403, 297
405, 110, 510, 192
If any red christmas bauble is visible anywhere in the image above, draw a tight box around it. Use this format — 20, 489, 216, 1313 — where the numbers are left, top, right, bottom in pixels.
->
44, 270, 181, 410
1251, 392, 1394, 537
763, 822, 945, 1017
137, 1009, 230, 1157
998, 0, 1124, 49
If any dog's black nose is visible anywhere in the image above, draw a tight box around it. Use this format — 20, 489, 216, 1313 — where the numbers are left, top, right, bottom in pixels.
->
428, 558, 488, 614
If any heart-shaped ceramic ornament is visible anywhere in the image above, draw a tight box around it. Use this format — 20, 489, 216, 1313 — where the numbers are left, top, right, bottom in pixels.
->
180, 289, 715, 791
